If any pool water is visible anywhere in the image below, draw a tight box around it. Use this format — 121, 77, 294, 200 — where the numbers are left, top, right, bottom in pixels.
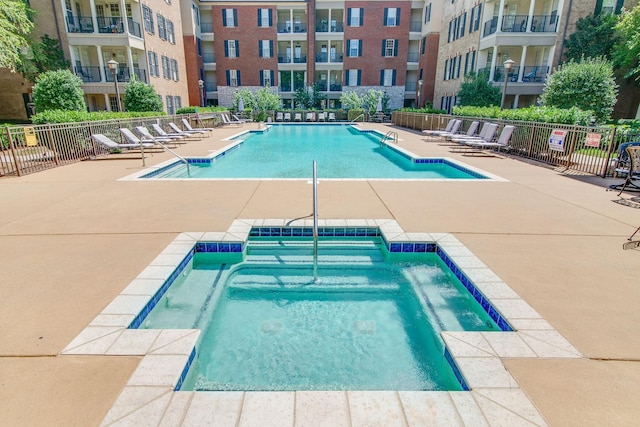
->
140, 238, 499, 391
150, 124, 485, 179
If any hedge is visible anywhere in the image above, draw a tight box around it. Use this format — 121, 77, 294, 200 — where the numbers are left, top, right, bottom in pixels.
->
451, 105, 596, 126
30, 110, 166, 124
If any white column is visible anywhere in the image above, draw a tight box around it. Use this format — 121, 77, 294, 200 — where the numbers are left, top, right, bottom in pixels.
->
89, 0, 98, 33
96, 46, 106, 81
497, 0, 506, 33
126, 47, 135, 80
104, 94, 112, 111
518, 45, 527, 81
513, 94, 520, 108
488, 46, 498, 82
527, 0, 537, 31
120, 0, 129, 34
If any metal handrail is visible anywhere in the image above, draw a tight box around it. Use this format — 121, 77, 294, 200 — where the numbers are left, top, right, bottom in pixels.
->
351, 114, 364, 123
312, 160, 318, 283
149, 137, 191, 177
381, 131, 398, 144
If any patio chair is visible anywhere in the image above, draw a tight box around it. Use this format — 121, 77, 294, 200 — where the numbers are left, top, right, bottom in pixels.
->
134, 126, 180, 144
423, 118, 456, 137
328, 112, 336, 121
276, 112, 284, 122
611, 145, 640, 195
306, 112, 316, 122
232, 114, 250, 123
150, 123, 184, 140
284, 112, 292, 122
91, 133, 156, 151
220, 114, 242, 126
440, 121, 479, 141
168, 122, 206, 137
317, 112, 326, 122
181, 118, 214, 132
423, 120, 462, 140
459, 125, 516, 155
294, 113, 302, 122
450, 122, 499, 144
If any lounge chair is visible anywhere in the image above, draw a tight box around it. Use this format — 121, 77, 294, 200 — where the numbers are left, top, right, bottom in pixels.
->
441, 121, 480, 142
120, 128, 158, 145
610, 145, 640, 195
424, 120, 462, 140
317, 112, 326, 122
328, 112, 336, 121
284, 112, 292, 122
459, 125, 515, 155
220, 114, 242, 126
276, 112, 284, 122
306, 112, 315, 122
168, 122, 206, 136
232, 114, 250, 123
181, 118, 214, 132
134, 126, 179, 144
91, 133, 156, 151
423, 118, 455, 137
150, 123, 185, 140
294, 113, 302, 122
450, 122, 498, 144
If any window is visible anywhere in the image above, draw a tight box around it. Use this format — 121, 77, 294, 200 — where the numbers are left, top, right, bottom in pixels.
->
346, 69, 361, 86
167, 20, 175, 44
259, 40, 272, 58
157, 14, 166, 40
147, 51, 159, 77
109, 3, 120, 16
384, 8, 400, 26
169, 59, 179, 81
223, 8, 237, 27
348, 8, 363, 27
425, 3, 431, 23
459, 12, 466, 38
142, 5, 154, 34
444, 59, 449, 80
226, 69, 240, 86
383, 39, 397, 57
454, 55, 461, 78
258, 9, 272, 27
260, 70, 274, 86
166, 95, 175, 115
161, 55, 169, 79
225, 40, 238, 58
381, 69, 396, 86
470, 4, 482, 32
196, 37, 202, 56
421, 37, 426, 55
347, 39, 362, 57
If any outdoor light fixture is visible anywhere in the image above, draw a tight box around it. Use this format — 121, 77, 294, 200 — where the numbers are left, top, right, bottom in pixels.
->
417, 79, 423, 108
197, 79, 205, 107
107, 59, 121, 112
501, 58, 516, 109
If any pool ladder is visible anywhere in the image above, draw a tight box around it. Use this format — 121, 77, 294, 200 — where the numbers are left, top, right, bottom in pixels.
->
144, 135, 191, 177
381, 131, 398, 145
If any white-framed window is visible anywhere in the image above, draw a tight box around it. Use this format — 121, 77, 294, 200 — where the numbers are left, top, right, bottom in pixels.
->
227, 40, 237, 58
261, 40, 271, 58
262, 70, 271, 86
385, 39, 395, 57
142, 5, 154, 34
347, 69, 359, 86
349, 39, 360, 57
425, 3, 431, 23
229, 69, 238, 86
259, 8, 270, 27
225, 9, 236, 27
383, 69, 393, 86
109, 3, 120, 16
349, 8, 361, 26
385, 8, 399, 26
167, 20, 175, 44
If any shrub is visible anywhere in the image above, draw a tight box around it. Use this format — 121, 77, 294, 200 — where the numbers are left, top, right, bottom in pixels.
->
32, 69, 86, 112
30, 110, 165, 124
452, 105, 595, 125
456, 70, 501, 107
175, 106, 228, 114
123, 76, 163, 112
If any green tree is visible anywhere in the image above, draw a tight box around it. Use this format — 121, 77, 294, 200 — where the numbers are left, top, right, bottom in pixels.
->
539, 57, 618, 123
32, 69, 86, 112
361, 89, 388, 114
457, 70, 501, 107
339, 91, 361, 110
123, 76, 163, 112
310, 83, 326, 109
0, 0, 34, 71
18, 34, 70, 81
564, 13, 619, 62
253, 87, 281, 112
614, 5, 640, 81
293, 87, 311, 109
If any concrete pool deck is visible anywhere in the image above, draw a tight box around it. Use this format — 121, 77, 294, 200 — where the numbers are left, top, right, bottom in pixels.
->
0, 122, 639, 426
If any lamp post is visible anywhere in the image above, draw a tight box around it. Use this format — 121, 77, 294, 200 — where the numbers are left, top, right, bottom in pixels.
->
417, 79, 423, 109
197, 79, 204, 107
500, 59, 515, 109
107, 59, 121, 112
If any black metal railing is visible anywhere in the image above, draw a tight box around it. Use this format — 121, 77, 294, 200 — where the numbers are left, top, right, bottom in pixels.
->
410, 21, 422, 32
315, 52, 343, 63
104, 66, 131, 82
493, 66, 520, 82
74, 66, 101, 82
66, 16, 94, 33
127, 18, 141, 38
502, 15, 529, 32
276, 22, 307, 33
133, 68, 147, 83
483, 17, 498, 36
530, 15, 559, 32
200, 22, 213, 33
202, 53, 216, 63
522, 66, 549, 82
407, 52, 420, 62
205, 82, 217, 91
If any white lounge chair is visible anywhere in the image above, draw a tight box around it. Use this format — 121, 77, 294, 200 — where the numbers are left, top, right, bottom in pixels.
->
182, 118, 214, 132
220, 114, 242, 126
294, 113, 302, 122
450, 122, 499, 144
91, 133, 156, 151
284, 112, 292, 122
306, 112, 315, 122
276, 112, 284, 122
460, 125, 516, 155
317, 112, 326, 122
424, 120, 462, 140
423, 118, 456, 137
328, 112, 336, 121
442, 121, 480, 141
150, 123, 185, 140
168, 122, 206, 136
232, 114, 250, 123
134, 126, 179, 144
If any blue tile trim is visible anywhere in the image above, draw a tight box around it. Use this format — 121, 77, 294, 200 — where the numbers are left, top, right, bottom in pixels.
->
174, 347, 197, 391
436, 249, 513, 332
129, 247, 196, 329
246, 226, 381, 238
445, 347, 470, 391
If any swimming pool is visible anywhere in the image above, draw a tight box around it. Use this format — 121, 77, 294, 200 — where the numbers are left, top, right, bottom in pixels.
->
138, 124, 494, 180
137, 232, 509, 392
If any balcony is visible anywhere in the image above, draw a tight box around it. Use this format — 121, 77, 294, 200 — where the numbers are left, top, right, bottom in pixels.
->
501, 15, 529, 32
103, 66, 147, 83
66, 16, 94, 33
201, 22, 213, 33
74, 65, 101, 82
278, 54, 307, 64
205, 82, 217, 91
410, 21, 422, 32
483, 14, 557, 37
316, 21, 344, 32
277, 22, 307, 33
95, 17, 142, 38
481, 65, 549, 83
316, 81, 343, 92
202, 53, 216, 63
315, 53, 344, 63
407, 52, 419, 63
530, 15, 558, 32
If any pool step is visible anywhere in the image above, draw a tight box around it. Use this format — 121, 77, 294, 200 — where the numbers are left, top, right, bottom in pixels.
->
246, 240, 385, 265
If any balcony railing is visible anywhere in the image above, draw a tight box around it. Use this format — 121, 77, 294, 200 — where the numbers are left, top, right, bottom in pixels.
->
200, 22, 213, 33
406, 81, 417, 91
492, 66, 520, 82
410, 21, 422, 32
96, 17, 141, 38
104, 66, 131, 83
522, 66, 549, 82
276, 22, 307, 33
315, 52, 344, 63
202, 53, 216, 63
66, 16, 94, 33
316, 21, 344, 32
205, 82, 217, 91
483, 14, 558, 37
407, 52, 419, 63
133, 67, 147, 83
278, 54, 307, 63
74, 66, 101, 82
280, 84, 292, 92
316, 82, 343, 91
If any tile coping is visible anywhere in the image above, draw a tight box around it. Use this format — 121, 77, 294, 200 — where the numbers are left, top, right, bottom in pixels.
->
62, 219, 582, 426
118, 124, 507, 182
